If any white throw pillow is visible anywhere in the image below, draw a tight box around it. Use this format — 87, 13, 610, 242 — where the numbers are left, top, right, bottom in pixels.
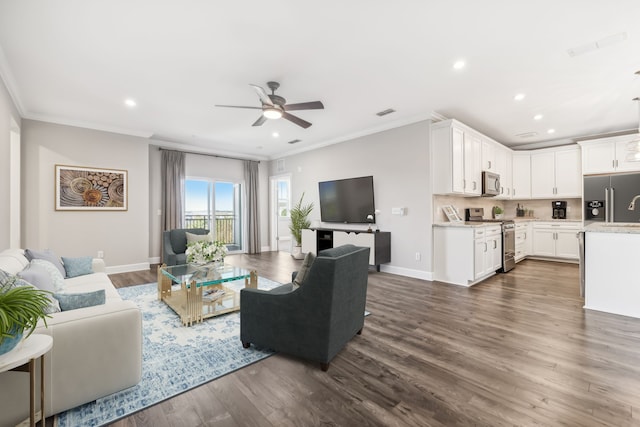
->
186, 231, 213, 244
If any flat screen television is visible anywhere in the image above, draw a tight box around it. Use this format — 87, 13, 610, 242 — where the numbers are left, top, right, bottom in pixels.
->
318, 176, 375, 224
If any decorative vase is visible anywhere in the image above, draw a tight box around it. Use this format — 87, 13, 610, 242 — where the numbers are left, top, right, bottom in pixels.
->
0, 329, 24, 356
291, 245, 304, 260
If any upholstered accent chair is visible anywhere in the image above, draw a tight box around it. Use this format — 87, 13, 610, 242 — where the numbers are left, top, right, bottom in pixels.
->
240, 244, 370, 371
162, 228, 209, 266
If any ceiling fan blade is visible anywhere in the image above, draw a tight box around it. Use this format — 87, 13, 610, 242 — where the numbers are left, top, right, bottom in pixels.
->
215, 104, 262, 109
283, 112, 312, 129
284, 101, 324, 111
249, 84, 274, 106
252, 115, 268, 127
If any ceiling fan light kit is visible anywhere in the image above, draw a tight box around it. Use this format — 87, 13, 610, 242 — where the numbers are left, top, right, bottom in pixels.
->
263, 108, 283, 119
216, 81, 324, 129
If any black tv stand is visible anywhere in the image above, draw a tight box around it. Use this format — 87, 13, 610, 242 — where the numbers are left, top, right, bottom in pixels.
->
301, 228, 391, 272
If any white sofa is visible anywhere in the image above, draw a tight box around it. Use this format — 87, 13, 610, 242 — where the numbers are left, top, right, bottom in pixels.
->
0, 249, 142, 426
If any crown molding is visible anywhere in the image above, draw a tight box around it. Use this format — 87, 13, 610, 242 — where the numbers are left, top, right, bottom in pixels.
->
24, 112, 154, 139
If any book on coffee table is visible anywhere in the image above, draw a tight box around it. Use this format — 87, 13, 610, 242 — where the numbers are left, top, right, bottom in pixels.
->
203, 289, 225, 302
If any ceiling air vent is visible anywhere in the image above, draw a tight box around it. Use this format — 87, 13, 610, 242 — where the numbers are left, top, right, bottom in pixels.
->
376, 108, 396, 117
287, 139, 301, 144
515, 132, 539, 139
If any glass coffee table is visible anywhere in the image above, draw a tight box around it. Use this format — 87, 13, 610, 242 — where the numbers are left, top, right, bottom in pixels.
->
157, 263, 257, 326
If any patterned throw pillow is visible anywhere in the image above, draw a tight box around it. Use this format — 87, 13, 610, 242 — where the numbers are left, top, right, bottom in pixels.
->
31, 259, 66, 292
1, 268, 60, 314
186, 231, 213, 244
54, 289, 105, 311
25, 249, 66, 277
293, 252, 316, 287
61, 256, 93, 278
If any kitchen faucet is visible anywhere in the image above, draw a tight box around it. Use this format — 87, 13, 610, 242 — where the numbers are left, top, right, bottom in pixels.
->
628, 195, 640, 210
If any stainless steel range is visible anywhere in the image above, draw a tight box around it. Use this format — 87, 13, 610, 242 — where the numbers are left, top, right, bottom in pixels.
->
465, 208, 516, 273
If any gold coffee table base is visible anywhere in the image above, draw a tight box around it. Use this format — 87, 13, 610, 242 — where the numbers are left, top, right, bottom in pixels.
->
157, 264, 257, 326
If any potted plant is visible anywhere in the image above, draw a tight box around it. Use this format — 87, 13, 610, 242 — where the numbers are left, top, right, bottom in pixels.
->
0, 282, 51, 355
186, 240, 228, 265
289, 192, 314, 260
493, 205, 504, 219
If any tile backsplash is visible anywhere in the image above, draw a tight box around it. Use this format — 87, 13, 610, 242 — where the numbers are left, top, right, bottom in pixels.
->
433, 195, 583, 222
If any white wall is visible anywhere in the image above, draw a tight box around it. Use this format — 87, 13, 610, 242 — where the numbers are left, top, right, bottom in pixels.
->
0, 76, 21, 249
21, 120, 150, 271
269, 120, 432, 279
147, 146, 271, 261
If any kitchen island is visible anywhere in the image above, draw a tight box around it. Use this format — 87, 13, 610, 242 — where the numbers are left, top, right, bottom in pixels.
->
584, 223, 640, 319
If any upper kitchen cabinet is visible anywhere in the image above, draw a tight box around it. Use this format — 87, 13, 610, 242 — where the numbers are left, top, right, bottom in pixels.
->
431, 119, 482, 196
493, 144, 513, 199
530, 146, 581, 198
512, 152, 531, 199
579, 134, 640, 175
481, 139, 496, 172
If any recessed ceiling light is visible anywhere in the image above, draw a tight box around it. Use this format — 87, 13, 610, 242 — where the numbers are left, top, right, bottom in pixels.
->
453, 60, 466, 70
272, 132, 279, 138
547, 128, 556, 134
514, 93, 526, 101
124, 98, 137, 108
533, 114, 543, 120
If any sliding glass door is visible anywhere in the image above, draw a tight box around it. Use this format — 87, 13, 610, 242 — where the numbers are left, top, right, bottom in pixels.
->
185, 179, 243, 253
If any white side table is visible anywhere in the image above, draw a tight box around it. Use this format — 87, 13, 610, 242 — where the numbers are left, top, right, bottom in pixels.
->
0, 334, 53, 427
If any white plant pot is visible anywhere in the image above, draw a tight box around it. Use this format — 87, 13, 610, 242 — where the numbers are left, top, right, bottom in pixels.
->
291, 245, 304, 260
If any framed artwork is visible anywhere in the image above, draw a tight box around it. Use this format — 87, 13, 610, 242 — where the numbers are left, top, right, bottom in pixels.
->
55, 165, 128, 211
442, 205, 463, 223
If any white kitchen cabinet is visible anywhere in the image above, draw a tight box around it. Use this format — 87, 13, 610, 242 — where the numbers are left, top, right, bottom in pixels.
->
474, 226, 502, 279
512, 153, 531, 199
494, 145, 513, 199
515, 221, 532, 261
481, 139, 496, 172
464, 132, 482, 196
579, 134, 640, 175
434, 224, 500, 286
530, 146, 581, 198
485, 226, 503, 273
431, 119, 482, 196
531, 222, 580, 260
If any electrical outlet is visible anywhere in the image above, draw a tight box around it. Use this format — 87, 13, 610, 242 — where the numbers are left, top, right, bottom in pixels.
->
415, 252, 421, 261
97, 251, 104, 259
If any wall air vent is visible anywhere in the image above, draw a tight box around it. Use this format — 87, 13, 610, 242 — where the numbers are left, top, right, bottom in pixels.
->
276, 159, 285, 172
376, 108, 396, 117
287, 139, 301, 144
515, 132, 539, 139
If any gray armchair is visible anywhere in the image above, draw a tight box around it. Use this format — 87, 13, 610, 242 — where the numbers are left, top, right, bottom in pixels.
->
240, 244, 370, 371
162, 228, 209, 266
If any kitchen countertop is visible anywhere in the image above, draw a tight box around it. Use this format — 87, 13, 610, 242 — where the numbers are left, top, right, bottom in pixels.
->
584, 223, 640, 234
433, 222, 499, 228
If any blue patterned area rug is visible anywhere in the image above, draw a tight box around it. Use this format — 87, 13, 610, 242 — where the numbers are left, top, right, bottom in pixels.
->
57, 277, 282, 427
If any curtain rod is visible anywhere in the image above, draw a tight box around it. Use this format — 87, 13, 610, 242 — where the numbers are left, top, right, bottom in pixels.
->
158, 147, 260, 163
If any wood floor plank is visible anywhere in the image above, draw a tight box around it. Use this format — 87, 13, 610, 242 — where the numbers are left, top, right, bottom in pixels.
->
102, 254, 640, 427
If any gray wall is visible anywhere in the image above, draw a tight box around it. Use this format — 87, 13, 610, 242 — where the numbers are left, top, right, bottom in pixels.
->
147, 146, 271, 262
21, 120, 150, 271
0, 76, 21, 249
269, 120, 432, 279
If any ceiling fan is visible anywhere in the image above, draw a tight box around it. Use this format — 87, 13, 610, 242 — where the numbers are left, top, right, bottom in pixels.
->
215, 81, 324, 129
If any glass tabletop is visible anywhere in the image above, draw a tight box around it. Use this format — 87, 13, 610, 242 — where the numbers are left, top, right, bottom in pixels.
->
161, 263, 251, 287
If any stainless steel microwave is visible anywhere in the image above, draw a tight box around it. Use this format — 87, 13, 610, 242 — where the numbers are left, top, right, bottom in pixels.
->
482, 171, 500, 197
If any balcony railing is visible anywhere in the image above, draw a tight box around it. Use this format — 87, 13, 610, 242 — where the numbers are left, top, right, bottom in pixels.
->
184, 214, 236, 244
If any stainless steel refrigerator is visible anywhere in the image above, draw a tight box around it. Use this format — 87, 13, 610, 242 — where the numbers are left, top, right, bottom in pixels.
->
584, 172, 640, 223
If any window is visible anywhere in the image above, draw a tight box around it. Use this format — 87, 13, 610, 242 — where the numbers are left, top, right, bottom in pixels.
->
185, 179, 243, 252
277, 179, 290, 217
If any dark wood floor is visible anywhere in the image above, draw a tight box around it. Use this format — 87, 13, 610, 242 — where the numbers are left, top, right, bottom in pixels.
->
102, 254, 640, 427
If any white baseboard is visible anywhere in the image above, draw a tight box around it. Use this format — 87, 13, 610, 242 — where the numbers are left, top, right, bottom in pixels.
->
148, 256, 161, 265
379, 264, 432, 281
105, 262, 151, 274
261, 245, 271, 252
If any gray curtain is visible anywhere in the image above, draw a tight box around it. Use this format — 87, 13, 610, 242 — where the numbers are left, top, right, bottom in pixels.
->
244, 160, 261, 254
161, 150, 185, 231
